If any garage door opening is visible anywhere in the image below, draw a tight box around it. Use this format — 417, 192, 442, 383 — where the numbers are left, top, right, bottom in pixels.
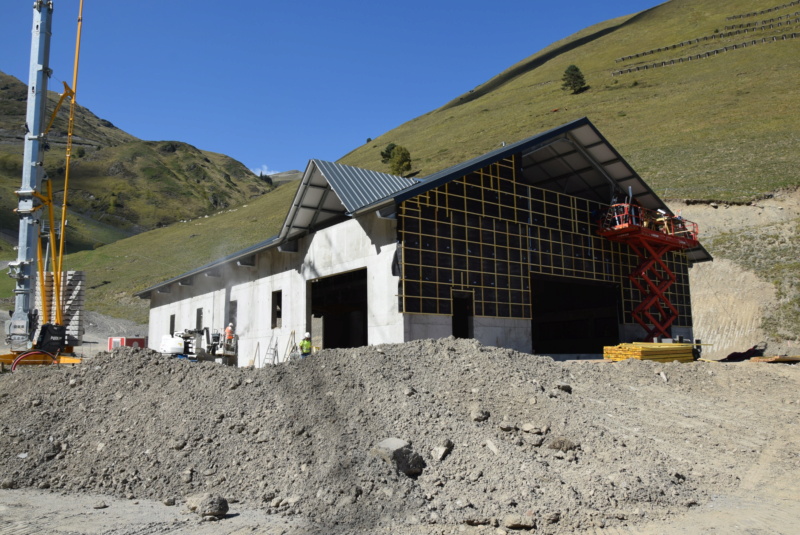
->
311, 269, 367, 349
531, 276, 620, 354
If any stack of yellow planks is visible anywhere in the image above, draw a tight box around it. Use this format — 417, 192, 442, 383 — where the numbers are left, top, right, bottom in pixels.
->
603, 342, 695, 363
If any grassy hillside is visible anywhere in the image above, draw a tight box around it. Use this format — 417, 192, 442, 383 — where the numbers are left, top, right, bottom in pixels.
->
339, 0, 799, 203
0, 72, 273, 247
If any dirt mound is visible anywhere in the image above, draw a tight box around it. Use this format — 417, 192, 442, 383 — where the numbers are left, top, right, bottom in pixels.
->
1, 339, 799, 534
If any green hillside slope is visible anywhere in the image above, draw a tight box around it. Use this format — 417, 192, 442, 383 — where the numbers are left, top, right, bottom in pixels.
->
340, 0, 799, 203
0, 72, 273, 248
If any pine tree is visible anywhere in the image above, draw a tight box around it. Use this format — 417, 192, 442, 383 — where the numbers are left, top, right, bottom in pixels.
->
380, 143, 398, 164
561, 65, 588, 94
389, 146, 412, 176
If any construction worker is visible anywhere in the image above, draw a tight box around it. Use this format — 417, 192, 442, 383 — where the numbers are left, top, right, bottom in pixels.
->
299, 332, 312, 358
225, 323, 235, 350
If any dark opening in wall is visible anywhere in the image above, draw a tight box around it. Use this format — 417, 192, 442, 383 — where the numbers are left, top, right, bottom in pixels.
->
452, 290, 474, 339
531, 276, 620, 354
311, 269, 367, 349
271, 290, 282, 329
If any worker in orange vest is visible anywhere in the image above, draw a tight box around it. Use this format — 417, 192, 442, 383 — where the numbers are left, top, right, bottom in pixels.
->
224, 323, 234, 349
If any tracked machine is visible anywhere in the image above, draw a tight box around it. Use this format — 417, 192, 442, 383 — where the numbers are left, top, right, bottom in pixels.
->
3, 1, 86, 369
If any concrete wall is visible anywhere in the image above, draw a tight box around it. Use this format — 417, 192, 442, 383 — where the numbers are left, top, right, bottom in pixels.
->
474, 317, 532, 353
147, 214, 404, 366
404, 314, 532, 354
619, 323, 695, 344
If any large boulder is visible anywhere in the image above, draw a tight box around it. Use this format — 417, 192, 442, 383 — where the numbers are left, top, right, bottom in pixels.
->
186, 493, 229, 517
371, 437, 425, 477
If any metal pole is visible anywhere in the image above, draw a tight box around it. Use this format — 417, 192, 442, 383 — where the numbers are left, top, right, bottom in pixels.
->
8, 1, 54, 351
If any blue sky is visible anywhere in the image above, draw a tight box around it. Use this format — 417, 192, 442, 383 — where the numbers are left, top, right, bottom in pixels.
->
2, 1, 664, 174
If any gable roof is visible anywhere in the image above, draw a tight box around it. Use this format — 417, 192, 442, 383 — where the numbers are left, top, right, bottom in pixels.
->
394, 117, 661, 209
279, 159, 418, 243
137, 118, 711, 297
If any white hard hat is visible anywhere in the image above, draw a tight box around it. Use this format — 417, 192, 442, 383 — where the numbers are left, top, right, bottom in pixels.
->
228, 323, 233, 327
304, 332, 310, 338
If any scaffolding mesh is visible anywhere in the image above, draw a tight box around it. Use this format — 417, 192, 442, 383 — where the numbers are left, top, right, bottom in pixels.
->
398, 156, 692, 326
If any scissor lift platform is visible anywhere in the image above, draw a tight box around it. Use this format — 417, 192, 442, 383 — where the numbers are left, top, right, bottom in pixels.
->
598, 203, 699, 341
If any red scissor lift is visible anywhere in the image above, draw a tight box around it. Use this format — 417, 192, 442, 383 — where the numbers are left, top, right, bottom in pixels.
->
598, 203, 699, 342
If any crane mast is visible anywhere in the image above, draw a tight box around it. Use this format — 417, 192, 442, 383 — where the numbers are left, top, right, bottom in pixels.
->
8, 1, 55, 352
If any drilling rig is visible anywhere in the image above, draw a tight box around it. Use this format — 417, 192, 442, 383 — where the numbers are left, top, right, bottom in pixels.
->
2, 1, 85, 368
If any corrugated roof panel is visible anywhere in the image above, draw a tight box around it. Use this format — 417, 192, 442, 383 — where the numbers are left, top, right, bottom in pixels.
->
570, 123, 601, 146
301, 187, 325, 206
562, 151, 589, 172
314, 160, 416, 214
588, 144, 617, 164
603, 161, 633, 181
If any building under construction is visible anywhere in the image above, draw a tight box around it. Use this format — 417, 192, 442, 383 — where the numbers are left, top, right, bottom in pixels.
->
136, 118, 712, 364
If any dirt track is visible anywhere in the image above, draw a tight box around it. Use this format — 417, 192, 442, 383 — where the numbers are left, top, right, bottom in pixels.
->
1, 341, 798, 534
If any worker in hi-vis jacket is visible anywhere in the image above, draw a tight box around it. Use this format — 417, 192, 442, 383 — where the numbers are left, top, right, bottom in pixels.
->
299, 332, 312, 358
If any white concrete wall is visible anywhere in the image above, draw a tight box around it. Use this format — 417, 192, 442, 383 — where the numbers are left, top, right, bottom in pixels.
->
473, 316, 532, 353
148, 283, 228, 354
404, 314, 452, 342
146, 213, 404, 366
403, 314, 532, 353
232, 270, 301, 366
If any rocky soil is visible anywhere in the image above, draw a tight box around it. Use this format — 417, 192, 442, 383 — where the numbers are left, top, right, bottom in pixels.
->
676, 188, 800, 359
1, 340, 799, 534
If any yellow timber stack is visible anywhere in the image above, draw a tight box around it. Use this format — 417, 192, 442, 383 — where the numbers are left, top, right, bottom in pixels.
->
603, 342, 695, 363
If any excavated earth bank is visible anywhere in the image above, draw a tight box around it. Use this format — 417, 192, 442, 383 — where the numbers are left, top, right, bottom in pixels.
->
1, 339, 799, 534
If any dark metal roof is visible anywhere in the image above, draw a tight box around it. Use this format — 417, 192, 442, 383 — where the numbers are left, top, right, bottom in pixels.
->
315, 160, 418, 214
389, 117, 712, 263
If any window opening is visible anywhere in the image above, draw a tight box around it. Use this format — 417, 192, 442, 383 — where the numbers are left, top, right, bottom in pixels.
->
272, 291, 282, 329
